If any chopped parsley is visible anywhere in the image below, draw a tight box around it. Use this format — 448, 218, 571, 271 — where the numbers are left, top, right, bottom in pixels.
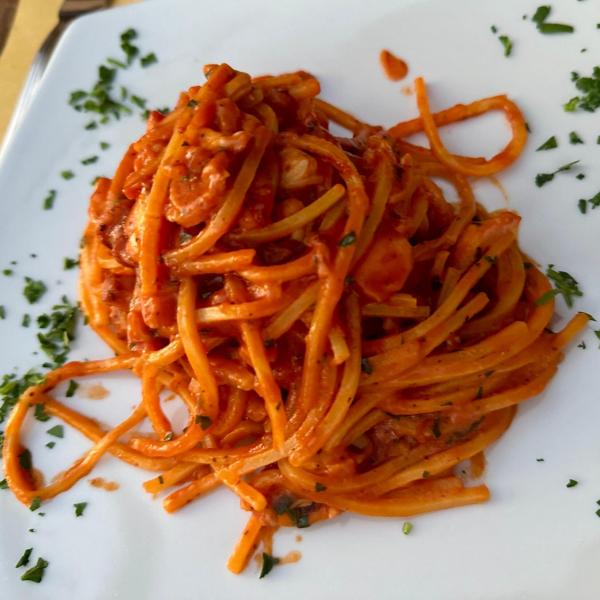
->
577, 341, 586, 349
569, 131, 584, 144
60, 170, 74, 180
23, 278, 46, 304
536, 136, 558, 151
259, 553, 280, 578
498, 35, 513, 57
74, 502, 88, 517
20, 557, 49, 583
538, 23, 574, 33
0, 478, 7, 488
566, 478, 578, 488
578, 191, 600, 214
36, 296, 78, 366
532, 5, 551, 25
99, 141, 110, 150
65, 380, 78, 398
68, 29, 156, 126
535, 265, 582, 308
140, 52, 158, 67
63, 257, 79, 270
42, 190, 56, 210
15, 548, 32, 568
532, 6, 574, 34
315, 482, 327, 492
0, 370, 44, 423
338, 231, 357, 247
195, 415, 212, 430
536, 458, 545, 462
490, 25, 498, 34
402, 522, 413, 535
47, 425, 64, 438
29, 497, 41, 512
3, 268, 13, 276
534, 160, 579, 187
18, 448, 32, 470
120, 28, 139, 64
80, 155, 98, 166
46, 441, 55, 449
33, 403, 50, 422
360, 357, 373, 375
0, 306, 5, 320
564, 67, 600, 113
84, 120, 97, 130
576, 173, 585, 180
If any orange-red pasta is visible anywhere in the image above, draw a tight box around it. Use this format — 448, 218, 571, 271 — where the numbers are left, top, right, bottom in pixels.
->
2, 60, 589, 576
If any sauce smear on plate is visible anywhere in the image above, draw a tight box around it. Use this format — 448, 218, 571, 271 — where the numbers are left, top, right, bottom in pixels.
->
380, 49, 409, 81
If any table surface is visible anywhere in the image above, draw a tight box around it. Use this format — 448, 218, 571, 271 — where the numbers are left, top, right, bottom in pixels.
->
0, 0, 137, 144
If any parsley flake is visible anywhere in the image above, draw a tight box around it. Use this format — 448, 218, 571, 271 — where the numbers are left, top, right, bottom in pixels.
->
20, 557, 49, 583
140, 52, 158, 67
536, 136, 558, 151
47, 425, 64, 438
74, 502, 88, 517
402, 521, 413, 535
29, 496, 41, 512
569, 131, 584, 144
535, 160, 580, 187
65, 380, 78, 398
42, 190, 56, 210
338, 231, 357, 247
566, 478, 578, 488
499, 35, 513, 57
259, 553, 280, 578
60, 170, 75, 180
15, 548, 32, 568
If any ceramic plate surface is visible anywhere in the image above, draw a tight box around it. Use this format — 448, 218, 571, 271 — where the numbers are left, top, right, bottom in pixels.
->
0, 0, 599, 598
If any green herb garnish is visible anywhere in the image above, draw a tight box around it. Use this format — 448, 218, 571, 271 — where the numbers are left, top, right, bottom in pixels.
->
20, 557, 48, 583
63, 258, 79, 270
140, 52, 158, 67
566, 478, 578, 488
338, 231, 357, 247
60, 170, 74, 180
99, 141, 110, 150
569, 131, 584, 144
499, 35, 513, 57
538, 23, 574, 33
46, 441, 55, 449
33, 403, 50, 422
42, 189, 56, 210
74, 502, 88, 517
23, 278, 46, 304
564, 67, 600, 113
536, 136, 558, 151
65, 380, 78, 398
15, 548, 32, 568
259, 553, 280, 578
47, 425, 64, 438
535, 265, 582, 308
80, 156, 98, 166
0, 306, 5, 320
535, 160, 579, 187
360, 357, 373, 375
195, 415, 212, 430
402, 522, 413, 535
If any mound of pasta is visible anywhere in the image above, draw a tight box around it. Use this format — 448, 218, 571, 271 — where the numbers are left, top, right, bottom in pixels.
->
3, 63, 588, 574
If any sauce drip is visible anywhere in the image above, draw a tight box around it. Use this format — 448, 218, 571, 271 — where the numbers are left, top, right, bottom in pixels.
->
380, 49, 409, 81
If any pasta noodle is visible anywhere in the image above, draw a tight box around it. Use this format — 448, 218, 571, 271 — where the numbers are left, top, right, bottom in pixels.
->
2, 60, 589, 574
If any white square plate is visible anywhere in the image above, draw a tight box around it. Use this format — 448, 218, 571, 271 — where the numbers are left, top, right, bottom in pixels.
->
1, 0, 599, 598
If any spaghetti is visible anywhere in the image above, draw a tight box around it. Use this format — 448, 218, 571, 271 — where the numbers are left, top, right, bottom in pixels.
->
3, 62, 588, 573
